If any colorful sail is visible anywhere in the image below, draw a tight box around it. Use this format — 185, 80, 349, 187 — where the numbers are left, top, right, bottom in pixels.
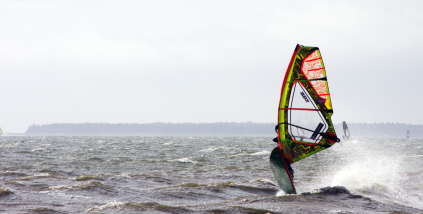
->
0, 127, 2, 136
276, 44, 339, 164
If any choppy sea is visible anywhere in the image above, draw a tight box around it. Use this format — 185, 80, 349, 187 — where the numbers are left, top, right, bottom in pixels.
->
0, 136, 422, 213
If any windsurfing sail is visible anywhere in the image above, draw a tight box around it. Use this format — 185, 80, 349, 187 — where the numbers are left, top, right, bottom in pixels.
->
0, 127, 2, 136
407, 130, 410, 138
270, 44, 339, 194
342, 121, 350, 140
277, 44, 339, 162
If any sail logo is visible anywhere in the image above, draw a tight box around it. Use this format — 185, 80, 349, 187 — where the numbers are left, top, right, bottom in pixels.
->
300, 92, 309, 102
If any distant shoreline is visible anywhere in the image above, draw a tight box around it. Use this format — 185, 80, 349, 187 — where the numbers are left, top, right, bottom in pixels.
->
3, 133, 25, 136
18, 122, 423, 138
24, 122, 275, 136
20, 133, 274, 137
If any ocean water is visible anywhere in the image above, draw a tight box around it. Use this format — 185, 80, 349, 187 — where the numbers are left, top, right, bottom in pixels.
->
0, 136, 422, 213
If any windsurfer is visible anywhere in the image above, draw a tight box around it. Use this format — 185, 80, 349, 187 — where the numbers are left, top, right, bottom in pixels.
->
273, 137, 294, 179
270, 44, 339, 194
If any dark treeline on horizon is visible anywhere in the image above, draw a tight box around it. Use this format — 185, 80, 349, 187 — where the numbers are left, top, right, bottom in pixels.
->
334, 122, 423, 138
25, 122, 423, 138
25, 122, 275, 136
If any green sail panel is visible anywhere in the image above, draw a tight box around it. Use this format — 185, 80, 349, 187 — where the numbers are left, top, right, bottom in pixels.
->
277, 44, 339, 163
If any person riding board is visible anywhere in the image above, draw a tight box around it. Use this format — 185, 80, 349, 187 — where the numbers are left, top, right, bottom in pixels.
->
273, 137, 294, 179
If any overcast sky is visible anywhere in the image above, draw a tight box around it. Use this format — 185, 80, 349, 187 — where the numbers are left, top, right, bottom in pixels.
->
1, 0, 422, 133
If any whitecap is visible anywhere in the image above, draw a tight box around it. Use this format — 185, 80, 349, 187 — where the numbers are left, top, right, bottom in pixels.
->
118, 173, 131, 178
199, 146, 231, 152
254, 178, 276, 186
250, 150, 270, 156
199, 147, 219, 152
276, 190, 287, 196
15, 173, 50, 181
173, 157, 196, 163
0, 186, 13, 196
86, 200, 124, 211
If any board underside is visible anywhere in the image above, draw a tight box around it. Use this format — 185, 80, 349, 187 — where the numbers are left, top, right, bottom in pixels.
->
269, 147, 295, 194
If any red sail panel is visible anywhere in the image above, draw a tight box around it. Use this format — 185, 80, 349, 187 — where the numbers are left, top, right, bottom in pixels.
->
301, 50, 330, 108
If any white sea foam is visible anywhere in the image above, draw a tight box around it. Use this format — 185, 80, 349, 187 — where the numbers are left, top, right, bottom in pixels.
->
199, 146, 230, 152
118, 173, 131, 178
86, 200, 124, 211
250, 150, 270, 156
199, 147, 218, 152
331, 156, 401, 190
324, 138, 423, 208
276, 189, 296, 196
254, 178, 275, 186
173, 157, 196, 163
15, 173, 50, 180
276, 190, 286, 196
329, 139, 403, 192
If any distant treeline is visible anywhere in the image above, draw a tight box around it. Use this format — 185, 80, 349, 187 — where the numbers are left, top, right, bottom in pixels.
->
25, 122, 275, 136
25, 122, 423, 138
334, 122, 422, 138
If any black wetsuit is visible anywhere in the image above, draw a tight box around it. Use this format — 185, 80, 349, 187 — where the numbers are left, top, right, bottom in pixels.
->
284, 157, 294, 179
273, 137, 294, 179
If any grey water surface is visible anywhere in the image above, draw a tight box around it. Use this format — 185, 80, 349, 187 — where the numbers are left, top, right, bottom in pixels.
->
0, 136, 422, 213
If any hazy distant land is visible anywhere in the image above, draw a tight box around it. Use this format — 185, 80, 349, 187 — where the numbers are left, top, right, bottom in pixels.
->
24, 122, 272, 136
21, 122, 423, 138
